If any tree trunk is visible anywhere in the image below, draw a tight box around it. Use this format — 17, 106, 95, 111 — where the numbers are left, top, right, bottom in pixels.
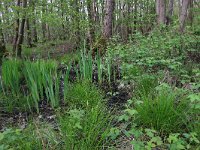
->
0, 19, 6, 58
133, 0, 137, 33
30, 0, 38, 43
156, 0, 166, 25
87, 0, 95, 46
15, 0, 27, 57
103, 0, 115, 39
13, 0, 20, 53
188, 0, 193, 26
180, 0, 190, 32
166, 0, 174, 25
42, 0, 46, 42
26, 18, 32, 47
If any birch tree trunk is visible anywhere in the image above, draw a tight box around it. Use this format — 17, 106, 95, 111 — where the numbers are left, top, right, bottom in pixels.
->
180, 0, 190, 32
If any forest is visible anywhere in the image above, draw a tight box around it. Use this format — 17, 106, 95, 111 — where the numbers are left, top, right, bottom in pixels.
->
0, 0, 200, 149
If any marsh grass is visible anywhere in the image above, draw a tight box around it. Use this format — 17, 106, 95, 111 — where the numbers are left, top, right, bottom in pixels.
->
1, 59, 22, 96
79, 50, 93, 81
134, 86, 190, 134
136, 74, 158, 98
96, 52, 103, 84
59, 107, 111, 149
64, 80, 104, 108
23, 60, 59, 112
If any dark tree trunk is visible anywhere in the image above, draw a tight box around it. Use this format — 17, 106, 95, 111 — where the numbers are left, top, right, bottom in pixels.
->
30, 0, 38, 43
188, 0, 193, 26
13, 0, 20, 53
0, 19, 6, 57
26, 18, 32, 47
103, 0, 115, 39
42, 0, 46, 42
166, 0, 174, 25
133, 0, 137, 33
15, 0, 27, 57
87, 0, 95, 46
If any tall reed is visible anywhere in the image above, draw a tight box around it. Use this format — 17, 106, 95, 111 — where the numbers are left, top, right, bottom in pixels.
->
1, 59, 22, 96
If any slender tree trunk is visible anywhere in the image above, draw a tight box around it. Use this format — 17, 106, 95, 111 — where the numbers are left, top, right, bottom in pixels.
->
42, 0, 46, 42
166, 0, 174, 25
127, 0, 132, 35
180, 0, 190, 32
87, 0, 95, 46
0, 19, 6, 57
31, 0, 38, 43
26, 18, 32, 47
103, 0, 115, 39
16, 0, 27, 57
75, 0, 80, 47
156, 0, 166, 25
13, 0, 20, 53
133, 0, 137, 33
188, 0, 193, 26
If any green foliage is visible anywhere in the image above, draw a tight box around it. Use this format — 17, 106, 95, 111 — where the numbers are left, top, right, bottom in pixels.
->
0, 121, 61, 150
134, 85, 190, 134
136, 74, 158, 97
59, 106, 111, 149
1, 59, 22, 95
64, 80, 104, 108
23, 60, 59, 112
78, 50, 93, 81
0, 129, 25, 150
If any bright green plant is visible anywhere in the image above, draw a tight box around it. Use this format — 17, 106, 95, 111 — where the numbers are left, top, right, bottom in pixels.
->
79, 50, 93, 81
134, 86, 190, 134
23, 60, 59, 112
64, 63, 72, 100
59, 107, 112, 149
64, 80, 104, 108
136, 74, 158, 97
1, 59, 22, 95
96, 53, 103, 84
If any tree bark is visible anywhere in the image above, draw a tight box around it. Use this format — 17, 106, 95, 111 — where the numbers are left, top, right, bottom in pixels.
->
26, 18, 32, 47
133, 0, 137, 33
180, 0, 190, 32
156, 0, 166, 25
166, 0, 174, 25
87, 0, 95, 46
103, 0, 115, 39
30, 0, 38, 43
0, 19, 6, 57
188, 0, 193, 26
15, 0, 27, 57
13, 0, 20, 53
42, 0, 46, 42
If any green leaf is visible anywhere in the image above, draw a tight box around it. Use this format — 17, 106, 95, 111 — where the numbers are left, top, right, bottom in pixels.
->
0, 133, 4, 141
